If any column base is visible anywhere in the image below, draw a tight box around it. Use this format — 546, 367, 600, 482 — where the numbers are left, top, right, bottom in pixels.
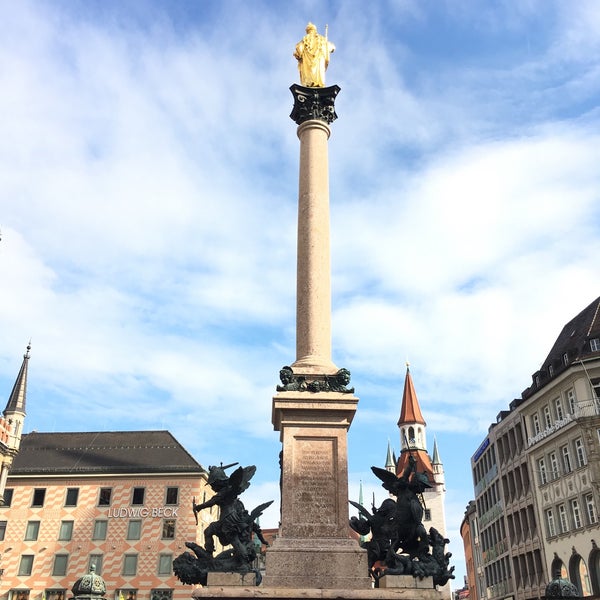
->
263, 537, 371, 589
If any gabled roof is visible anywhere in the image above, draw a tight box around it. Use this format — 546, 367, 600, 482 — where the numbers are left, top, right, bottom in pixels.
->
4, 343, 30, 417
397, 366, 426, 426
523, 296, 600, 398
10, 430, 206, 475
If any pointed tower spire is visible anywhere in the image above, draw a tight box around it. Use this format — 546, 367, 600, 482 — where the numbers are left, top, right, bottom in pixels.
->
396, 364, 434, 482
4, 342, 30, 419
431, 435, 445, 487
398, 363, 426, 428
385, 439, 396, 472
432, 436, 442, 465
1, 343, 30, 504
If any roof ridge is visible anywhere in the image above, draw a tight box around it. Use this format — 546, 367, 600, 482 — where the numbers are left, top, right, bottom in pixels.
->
587, 297, 600, 337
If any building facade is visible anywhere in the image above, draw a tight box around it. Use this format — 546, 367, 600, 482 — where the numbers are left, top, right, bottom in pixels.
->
464, 296, 600, 600
0, 431, 215, 600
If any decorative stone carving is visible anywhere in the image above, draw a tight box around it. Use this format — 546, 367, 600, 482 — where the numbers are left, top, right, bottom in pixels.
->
277, 365, 354, 393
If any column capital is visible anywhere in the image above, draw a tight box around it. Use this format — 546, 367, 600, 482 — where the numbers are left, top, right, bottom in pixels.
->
289, 84, 341, 125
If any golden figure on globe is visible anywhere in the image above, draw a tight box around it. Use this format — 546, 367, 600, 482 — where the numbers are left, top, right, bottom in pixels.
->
294, 22, 335, 87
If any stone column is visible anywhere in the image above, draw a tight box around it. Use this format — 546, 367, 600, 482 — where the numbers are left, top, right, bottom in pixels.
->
289, 85, 340, 376
292, 119, 336, 375
265, 85, 370, 590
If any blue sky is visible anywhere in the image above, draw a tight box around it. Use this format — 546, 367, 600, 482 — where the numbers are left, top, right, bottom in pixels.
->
1, 0, 600, 588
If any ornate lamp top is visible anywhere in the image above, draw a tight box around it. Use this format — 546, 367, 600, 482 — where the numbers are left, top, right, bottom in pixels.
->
71, 565, 107, 600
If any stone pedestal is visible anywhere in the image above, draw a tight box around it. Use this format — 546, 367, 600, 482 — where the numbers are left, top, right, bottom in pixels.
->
264, 391, 371, 590
378, 576, 435, 590
207, 572, 258, 587
192, 586, 444, 599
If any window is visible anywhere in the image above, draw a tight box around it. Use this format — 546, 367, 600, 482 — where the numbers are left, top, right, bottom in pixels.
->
538, 458, 548, 485
566, 388, 576, 413
0, 520, 7, 540
571, 499, 582, 529
151, 591, 172, 600
123, 554, 138, 576
575, 438, 587, 467
531, 414, 541, 435
9, 591, 30, 600
24, 520, 40, 541
18, 555, 34, 576
546, 508, 556, 537
45, 590, 65, 600
98, 488, 112, 506
131, 488, 145, 505
52, 554, 69, 577
162, 519, 176, 539
549, 452, 559, 481
585, 494, 597, 525
58, 521, 73, 541
555, 398, 564, 420
563, 352, 569, 366
32, 488, 46, 507
121, 591, 137, 600
591, 338, 600, 352
3, 488, 14, 507
562, 445, 572, 473
165, 487, 178, 505
558, 503, 569, 533
543, 405, 552, 429
549, 364, 554, 377
158, 554, 173, 576
92, 520, 107, 540
127, 520, 142, 540
424, 508, 432, 521
89, 554, 103, 575
65, 488, 79, 507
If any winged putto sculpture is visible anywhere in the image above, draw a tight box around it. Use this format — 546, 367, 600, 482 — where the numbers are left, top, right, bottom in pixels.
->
174, 463, 273, 586
349, 456, 455, 587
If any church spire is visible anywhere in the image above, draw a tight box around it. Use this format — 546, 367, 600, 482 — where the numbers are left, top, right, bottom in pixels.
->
396, 364, 434, 482
432, 436, 442, 465
397, 363, 426, 428
1, 343, 30, 504
3, 342, 30, 453
385, 439, 396, 472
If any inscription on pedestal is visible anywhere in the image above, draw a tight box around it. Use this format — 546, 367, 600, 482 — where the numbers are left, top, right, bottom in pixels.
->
292, 437, 337, 528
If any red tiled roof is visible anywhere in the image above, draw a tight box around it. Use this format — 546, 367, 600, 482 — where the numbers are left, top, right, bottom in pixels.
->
397, 367, 426, 426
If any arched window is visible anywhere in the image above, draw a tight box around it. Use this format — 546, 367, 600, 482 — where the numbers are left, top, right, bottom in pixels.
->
570, 553, 592, 597
408, 427, 415, 446
588, 547, 600, 596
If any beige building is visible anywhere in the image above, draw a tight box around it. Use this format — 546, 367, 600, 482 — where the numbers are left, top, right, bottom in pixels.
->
0, 431, 215, 600
464, 296, 600, 600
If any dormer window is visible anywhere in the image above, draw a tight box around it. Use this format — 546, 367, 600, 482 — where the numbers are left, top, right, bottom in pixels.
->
563, 353, 569, 366
591, 338, 600, 352
549, 364, 554, 377
535, 375, 540, 387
